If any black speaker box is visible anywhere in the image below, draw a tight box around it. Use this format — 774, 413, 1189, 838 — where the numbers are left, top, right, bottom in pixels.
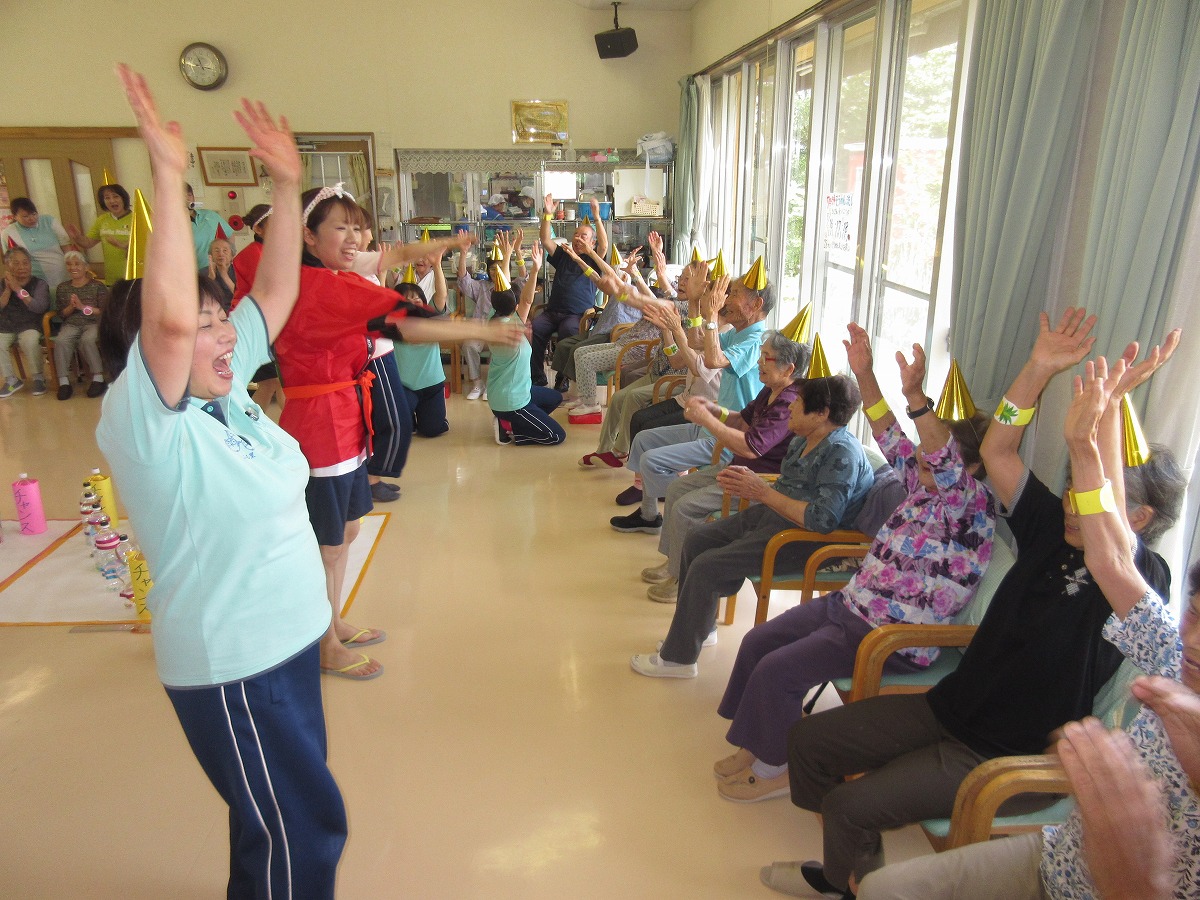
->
595, 27, 638, 58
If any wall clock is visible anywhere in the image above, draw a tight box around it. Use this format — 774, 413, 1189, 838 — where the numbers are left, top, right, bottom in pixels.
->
179, 43, 228, 91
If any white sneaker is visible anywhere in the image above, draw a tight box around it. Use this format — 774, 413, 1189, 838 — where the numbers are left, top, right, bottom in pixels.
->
481, 388, 487, 401
630, 653, 697, 679
466, 383, 483, 400
657, 630, 718, 652
569, 403, 602, 416
641, 561, 672, 584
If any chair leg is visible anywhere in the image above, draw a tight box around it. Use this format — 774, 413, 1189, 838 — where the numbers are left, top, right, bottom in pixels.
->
43, 338, 58, 386
720, 593, 736, 626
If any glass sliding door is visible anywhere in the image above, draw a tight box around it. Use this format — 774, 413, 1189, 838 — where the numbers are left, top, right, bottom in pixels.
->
871, 0, 966, 369
810, 10, 878, 358
777, 37, 817, 318
742, 50, 777, 275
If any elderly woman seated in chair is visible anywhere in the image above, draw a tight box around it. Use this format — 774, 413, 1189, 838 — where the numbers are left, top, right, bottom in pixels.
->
712, 324, 995, 804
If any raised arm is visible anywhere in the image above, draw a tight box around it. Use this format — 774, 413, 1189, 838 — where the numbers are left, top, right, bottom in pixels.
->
647, 231, 676, 298
516, 241, 542, 323
699, 275, 733, 369
642, 300, 702, 375
231, 99, 301, 341
589, 198, 609, 257
981, 307, 1097, 509
116, 64, 197, 408
540, 194, 559, 254
1064, 357, 1150, 618
845, 322, 896, 437
429, 249, 448, 312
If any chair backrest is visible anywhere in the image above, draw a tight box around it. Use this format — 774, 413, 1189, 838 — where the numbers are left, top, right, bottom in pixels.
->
1092, 659, 1144, 729
952, 537, 1016, 627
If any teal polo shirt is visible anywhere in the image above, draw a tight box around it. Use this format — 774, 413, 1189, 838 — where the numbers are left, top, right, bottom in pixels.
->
716, 321, 768, 411
393, 341, 446, 391
97, 299, 330, 687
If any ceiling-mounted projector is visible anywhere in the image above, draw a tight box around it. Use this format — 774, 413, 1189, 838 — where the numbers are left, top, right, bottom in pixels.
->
596, 2, 638, 59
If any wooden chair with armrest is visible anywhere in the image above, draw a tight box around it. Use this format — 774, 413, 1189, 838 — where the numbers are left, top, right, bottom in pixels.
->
718, 445, 892, 626
823, 538, 1139, 852
925, 657, 1141, 851
652, 375, 686, 403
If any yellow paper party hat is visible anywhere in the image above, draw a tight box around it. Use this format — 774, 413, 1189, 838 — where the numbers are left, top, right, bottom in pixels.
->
123, 189, 153, 280
742, 256, 767, 291
609, 245, 621, 267
400, 263, 417, 284
806, 334, 831, 378
934, 359, 977, 421
689, 246, 702, 264
1121, 395, 1151, 467
490, 265, 511, 293
708, 249, 727, 281
101, 168, 115, 188
489, 241, 504, 261
420, 228, 431, 242
782, 303, 812, 345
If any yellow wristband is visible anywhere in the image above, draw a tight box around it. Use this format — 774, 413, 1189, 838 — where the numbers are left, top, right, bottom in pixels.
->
994, 397, 1035, 426
664, 344, 678, 357
542, 214, 552, 222
864, 397, 890, 421
718, 407, 730, 423
583, 268, 595, 278
1068, 480, 1116, 515
516, 258, 526, 267
686, 316, 704, 328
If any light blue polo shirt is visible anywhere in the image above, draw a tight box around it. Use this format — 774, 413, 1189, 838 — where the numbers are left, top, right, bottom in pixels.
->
716, 320, 768, 411
486, 313, 532, 413
96, 299, 330, 688
393, 341, 446, 391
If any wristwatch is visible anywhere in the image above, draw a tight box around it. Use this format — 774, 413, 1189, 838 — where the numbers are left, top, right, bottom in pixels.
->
906, 398, 934, 419
704, 321, 719, 331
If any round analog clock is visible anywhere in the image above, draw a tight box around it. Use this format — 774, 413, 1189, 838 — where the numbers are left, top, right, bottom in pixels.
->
179, 42, 228, 91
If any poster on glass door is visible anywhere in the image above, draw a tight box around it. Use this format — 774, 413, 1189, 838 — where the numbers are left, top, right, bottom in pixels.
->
823, 192, 855, 261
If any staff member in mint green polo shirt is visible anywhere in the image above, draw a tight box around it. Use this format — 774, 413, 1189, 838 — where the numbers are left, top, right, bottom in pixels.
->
96, 68, 347, 898
486, 241, 566, 446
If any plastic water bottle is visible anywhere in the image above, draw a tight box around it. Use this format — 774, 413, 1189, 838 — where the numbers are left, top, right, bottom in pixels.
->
92, 515, 117, 571
115, 534, 134, 566
86, 505, 106, 560
80, 486, 98, 551
94, 531, 123, 589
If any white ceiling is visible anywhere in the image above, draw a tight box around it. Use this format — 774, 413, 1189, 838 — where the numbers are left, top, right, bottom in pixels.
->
568, 0, 701, 11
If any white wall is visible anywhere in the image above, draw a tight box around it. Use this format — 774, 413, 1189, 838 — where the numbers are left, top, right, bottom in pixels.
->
4, 0, 691, 149
690, 0, 819, 71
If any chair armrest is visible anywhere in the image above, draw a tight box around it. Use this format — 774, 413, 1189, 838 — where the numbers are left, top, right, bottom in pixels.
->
848, 623, 978, 702
578, 308, 599, 335
652, 375, 686, 404
760, 528, 870, 589
612, 338, 661, 391
610, 323, 634, 341
42, 310, 57, 338
946, 755, 1069, 849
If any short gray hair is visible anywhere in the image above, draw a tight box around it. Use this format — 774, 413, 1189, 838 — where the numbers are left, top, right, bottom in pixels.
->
761, 330, 811, 376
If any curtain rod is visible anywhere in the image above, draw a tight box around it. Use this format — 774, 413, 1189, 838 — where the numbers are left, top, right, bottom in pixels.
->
694, 0, 844, 75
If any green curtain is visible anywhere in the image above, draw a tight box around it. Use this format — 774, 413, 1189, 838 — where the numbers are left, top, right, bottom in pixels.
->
949, 0, 1103, 405
672, 76, 699, 264
1077, 0, 1200, 407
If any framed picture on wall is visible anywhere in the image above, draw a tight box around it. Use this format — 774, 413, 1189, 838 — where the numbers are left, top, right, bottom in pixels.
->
511, 100, 569, 144
197, 147, 259, 187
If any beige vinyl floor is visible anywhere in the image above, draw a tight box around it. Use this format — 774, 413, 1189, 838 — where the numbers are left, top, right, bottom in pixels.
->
0, 382, 932, 899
